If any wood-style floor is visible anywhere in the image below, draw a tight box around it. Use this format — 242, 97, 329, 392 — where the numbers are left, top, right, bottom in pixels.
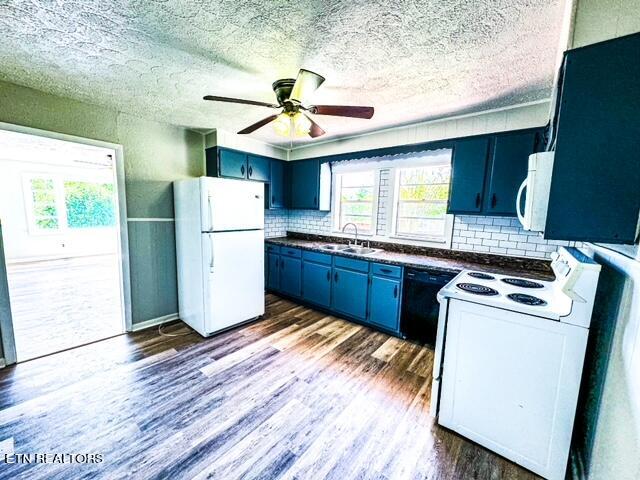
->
0, 294, 540, 480
6, 255, 124, 361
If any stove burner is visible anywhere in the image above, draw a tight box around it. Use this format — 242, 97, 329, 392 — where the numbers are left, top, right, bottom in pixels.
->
501, 278, 544, 289
507, 293, 547, 306
456, 283, 499, 296
468, 272, 495, 280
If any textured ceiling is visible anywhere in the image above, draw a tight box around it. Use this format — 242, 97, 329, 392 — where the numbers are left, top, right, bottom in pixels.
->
0, 0, 566, 147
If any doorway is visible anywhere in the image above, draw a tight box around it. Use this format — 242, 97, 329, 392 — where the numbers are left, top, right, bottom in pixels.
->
0, 127, 129, 362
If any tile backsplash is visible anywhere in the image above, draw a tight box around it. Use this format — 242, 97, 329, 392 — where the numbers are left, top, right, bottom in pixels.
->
452, 216, 582, 258
264, 168, 580, 260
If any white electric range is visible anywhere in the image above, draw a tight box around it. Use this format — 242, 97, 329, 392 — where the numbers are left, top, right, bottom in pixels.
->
430, 247, 601, 480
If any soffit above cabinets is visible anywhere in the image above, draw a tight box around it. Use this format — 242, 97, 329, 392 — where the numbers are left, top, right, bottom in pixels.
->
0, 0, 566, 147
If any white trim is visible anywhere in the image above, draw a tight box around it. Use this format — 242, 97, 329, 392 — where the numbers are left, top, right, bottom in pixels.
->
0, 121, 133, 356
127, 218, 175, 222
131, 313, 179, 332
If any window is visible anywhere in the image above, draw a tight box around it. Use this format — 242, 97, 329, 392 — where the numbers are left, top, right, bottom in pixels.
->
24, 175, 116, 234
332, 149, 453, 246
28, 177, 60, 231
64, 181, 116, 228
334, 170, 377, 234
392, 165, 451, 240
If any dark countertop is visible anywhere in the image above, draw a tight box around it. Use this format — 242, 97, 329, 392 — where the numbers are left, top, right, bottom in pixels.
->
266, 234, 555, 281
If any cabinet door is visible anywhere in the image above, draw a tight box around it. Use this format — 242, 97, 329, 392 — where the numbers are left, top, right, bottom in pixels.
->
331, 267, 368, 320
268, 160, 286, 209
368, 276, 401, 331
290, 159, 320, 209
448, 138, 489, 214
247, 155, 270, 182
267, 253, 280, 290
280, 256, 302, 297
302, 261, 332, 308
486, 132, 537, 216
218, 149, 247, 179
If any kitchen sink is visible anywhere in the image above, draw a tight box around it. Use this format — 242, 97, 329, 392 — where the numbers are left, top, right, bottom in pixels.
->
342, 246, 380, 255
320, 244, 349, 252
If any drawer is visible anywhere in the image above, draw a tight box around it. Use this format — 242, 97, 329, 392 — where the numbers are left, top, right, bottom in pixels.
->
371, 263, 402, 278
334, 256, 369, 273
281, 247, 302, 258
302, 250, 332, 265
265, 244, 280, 254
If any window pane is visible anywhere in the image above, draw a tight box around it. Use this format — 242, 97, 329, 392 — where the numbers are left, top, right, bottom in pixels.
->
64, 181, 116, 228
398, 202, 447, 218
394, 163, 451, 239
341, 202, 373, 216
30, 178, 59, 230
341, 171, 375, 187
399, 184, 449, 201
396, 218, 445, 237
337, 171, 376, 234
341, 186, 374, 202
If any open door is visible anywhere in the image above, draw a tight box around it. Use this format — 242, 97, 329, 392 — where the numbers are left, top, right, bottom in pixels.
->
0, 223, 17, 366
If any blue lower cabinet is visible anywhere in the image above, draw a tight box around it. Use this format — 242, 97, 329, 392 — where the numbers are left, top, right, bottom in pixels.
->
332, 267, 368, 320
302, 261, 332, 308
368, 276, 401, 331
280, 256, 302, 297
267, 253, 280, 290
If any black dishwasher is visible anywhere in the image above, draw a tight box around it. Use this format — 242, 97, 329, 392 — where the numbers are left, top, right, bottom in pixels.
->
400, 268, 457, 346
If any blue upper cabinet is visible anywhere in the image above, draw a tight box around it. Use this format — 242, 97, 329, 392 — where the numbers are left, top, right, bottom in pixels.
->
331, 267, 368, 320
267, 159, 286, 209
247, 154, 270, 182
289, 159, 331, 210
448, 138, 489, 214
368, 276, 401, 332
218, 148, 247, 179
485, 131, 539, 216
545, 33, 640, 244
302, 261, 332, 308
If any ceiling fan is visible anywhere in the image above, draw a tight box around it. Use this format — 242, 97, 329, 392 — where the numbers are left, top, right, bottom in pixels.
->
203, 69, 374, 138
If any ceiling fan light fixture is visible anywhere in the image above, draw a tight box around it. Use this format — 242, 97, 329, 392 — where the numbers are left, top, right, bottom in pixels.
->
273, 113, 291, 137
292, 112, 311, 137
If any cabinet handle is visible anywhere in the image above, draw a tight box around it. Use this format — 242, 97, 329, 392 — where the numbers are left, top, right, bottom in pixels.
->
326, 271, 331, 282
313, 196, 317, 206
491, 193, 497, 208
248, 165, 253, 177
380, 268, 392, 274
281, 260, 284, 270
475, 193, 481, 208
334, 272, 338, 283
241, 164, 245, 176
393, 285, 398, 298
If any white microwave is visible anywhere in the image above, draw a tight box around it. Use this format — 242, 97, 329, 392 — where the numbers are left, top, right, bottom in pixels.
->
516, 152, 555, 232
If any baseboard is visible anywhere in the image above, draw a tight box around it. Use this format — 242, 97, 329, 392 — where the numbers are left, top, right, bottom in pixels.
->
131, 313, 180, 332
0, 358, 6, 369
570, 447, 587, 480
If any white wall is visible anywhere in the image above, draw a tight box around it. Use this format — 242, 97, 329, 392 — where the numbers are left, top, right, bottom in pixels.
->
0, 158, 118, 262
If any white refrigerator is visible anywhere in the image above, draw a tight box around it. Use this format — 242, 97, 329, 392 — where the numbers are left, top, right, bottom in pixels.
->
174, 177, 265, 337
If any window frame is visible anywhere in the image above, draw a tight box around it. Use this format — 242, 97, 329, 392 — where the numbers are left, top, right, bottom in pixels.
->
386, 164, 454, 245
332, 167, 380, 237
22, 173, 67, 236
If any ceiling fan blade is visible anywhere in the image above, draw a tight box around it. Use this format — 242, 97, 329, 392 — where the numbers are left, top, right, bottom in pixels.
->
237, 114, 279, 134
203, 95, 279, 109
303, 113, 326, 138
308, 105, 374, 119
290, 69, 325, 104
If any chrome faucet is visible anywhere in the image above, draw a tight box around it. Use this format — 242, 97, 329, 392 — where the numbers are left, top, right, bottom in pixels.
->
342, 222, 359, 246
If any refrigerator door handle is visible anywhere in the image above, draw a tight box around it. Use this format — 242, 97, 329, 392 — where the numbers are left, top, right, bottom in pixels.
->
209, 235, 215, 273
207, 194, 214, 231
